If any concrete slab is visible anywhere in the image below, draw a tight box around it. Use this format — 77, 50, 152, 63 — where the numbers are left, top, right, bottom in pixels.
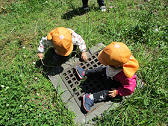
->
88, 43, 106, 54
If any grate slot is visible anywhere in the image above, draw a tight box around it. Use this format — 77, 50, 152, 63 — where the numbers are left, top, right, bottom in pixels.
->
86, 63, 90, 67
68, 80, 71, 84
89, 83, 93, 87
70, 74, 73, 77
67, 70, 71, 73
65, 76, 69, 80
82, 66, 86, 69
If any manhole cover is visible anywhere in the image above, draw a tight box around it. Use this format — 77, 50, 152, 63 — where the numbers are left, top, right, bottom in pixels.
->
60, 49, 109, 110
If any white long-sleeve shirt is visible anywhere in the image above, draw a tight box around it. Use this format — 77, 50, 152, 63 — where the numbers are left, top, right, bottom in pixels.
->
38, 28, 86, 53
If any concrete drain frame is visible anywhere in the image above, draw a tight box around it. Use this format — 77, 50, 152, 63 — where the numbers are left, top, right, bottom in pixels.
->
60, 49, 106, 110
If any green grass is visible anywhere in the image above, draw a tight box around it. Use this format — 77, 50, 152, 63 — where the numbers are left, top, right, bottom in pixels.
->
0, 0, 168, 125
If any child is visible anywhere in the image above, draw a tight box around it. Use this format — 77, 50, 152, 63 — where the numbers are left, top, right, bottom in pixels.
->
82, 0, 106, 11
38, 27, 88, 61
76, 42, 139, 112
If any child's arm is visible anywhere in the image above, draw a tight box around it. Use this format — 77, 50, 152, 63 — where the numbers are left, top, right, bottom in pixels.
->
37, 36, 54, 59
67, 28, 87, 61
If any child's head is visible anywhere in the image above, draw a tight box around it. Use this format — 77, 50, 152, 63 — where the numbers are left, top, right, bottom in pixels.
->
47, 27, 73, 56
98, 42, 139, 78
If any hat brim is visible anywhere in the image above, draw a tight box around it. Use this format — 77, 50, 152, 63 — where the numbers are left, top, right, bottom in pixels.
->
98, 50, 109, 65
123, 55, 139, 78
57, 42, 73, 56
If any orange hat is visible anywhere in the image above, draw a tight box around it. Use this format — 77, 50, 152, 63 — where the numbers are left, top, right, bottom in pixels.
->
47, 27, 73, 56
98, 42, 139, 78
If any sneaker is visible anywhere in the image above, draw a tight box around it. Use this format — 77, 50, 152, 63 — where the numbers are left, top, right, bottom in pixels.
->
82, 5, 89, 10
76, 65, 85, 79
100, 6, 106, 12
83, 94, 94, 112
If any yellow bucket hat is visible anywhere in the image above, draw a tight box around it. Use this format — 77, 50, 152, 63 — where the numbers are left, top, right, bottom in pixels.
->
47, 27, 73, 56
98, 42, 139, 78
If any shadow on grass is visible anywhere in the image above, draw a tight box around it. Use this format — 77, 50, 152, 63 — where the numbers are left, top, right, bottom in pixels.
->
35, 46, 81, 76
61, 7, 88, 20
61, 6, 100, 20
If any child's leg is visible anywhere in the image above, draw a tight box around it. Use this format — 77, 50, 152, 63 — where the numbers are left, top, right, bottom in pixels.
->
76, 65, 106, 79
97, 0, 106, 11
93, 90, 109, 102
83, 78, 122, 112
85, 66, 106, 77
82, 0, 89, 6
92, 78, 122, 102
83, 90, 110, 112
97, 0, 105, 7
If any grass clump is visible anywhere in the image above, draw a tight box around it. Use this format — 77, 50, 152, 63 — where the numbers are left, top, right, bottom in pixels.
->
0, 0, 167, 125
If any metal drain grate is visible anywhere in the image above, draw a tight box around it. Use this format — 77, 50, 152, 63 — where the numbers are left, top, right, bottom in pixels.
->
61, 49, 107, 108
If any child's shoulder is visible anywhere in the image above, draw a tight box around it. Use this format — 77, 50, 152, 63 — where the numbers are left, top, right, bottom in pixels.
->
66, 28, 75, 33
116, 70, 136, 79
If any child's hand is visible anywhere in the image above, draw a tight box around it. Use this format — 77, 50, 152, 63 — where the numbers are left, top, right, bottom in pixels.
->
108, 88, 117, 98
38, 53, 43, 59
81, 52, 87, 61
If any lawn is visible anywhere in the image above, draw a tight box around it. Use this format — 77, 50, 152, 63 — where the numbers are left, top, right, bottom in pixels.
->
0, 0, 167, 125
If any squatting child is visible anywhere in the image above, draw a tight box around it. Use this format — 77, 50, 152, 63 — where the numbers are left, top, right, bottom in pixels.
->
38, 27, 88, 61
76, 42, 139, 112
